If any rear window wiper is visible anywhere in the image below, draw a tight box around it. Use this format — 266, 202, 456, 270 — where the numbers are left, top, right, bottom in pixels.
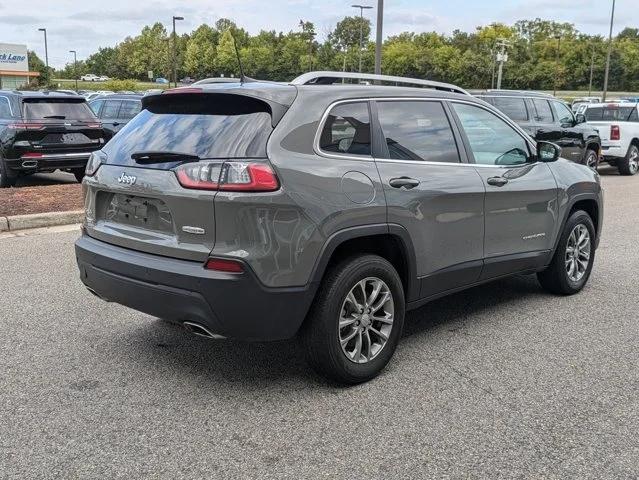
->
43, 115, 66, 119
131, 151, 201, 164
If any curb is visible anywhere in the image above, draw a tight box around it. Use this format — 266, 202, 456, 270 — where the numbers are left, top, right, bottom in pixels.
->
0, 210, 84, 232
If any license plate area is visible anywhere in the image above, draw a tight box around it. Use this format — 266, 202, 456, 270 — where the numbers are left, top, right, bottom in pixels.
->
98, 193, 174, 234
43, 133, 93, 144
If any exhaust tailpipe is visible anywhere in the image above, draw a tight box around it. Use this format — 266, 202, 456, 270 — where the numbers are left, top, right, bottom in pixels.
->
21, 160, 38, 168
182, 321, 226, 340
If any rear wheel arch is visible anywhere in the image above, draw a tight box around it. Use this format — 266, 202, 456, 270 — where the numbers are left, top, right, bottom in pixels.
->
310, 225, 418, 303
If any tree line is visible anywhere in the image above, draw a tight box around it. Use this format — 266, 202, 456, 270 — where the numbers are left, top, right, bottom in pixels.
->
30, 17, 639, 92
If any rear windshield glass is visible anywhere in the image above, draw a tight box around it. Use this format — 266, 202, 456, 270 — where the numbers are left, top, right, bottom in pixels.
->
585, 106, 637, 122
22, 99, 96, 121
104, 95, 273, 160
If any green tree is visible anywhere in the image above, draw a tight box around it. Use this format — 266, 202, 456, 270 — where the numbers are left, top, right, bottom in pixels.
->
185, 25, 218, 78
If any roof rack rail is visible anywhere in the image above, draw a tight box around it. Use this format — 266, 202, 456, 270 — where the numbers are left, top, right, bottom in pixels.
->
482, 89, 555, 98
290, 71, 469, 96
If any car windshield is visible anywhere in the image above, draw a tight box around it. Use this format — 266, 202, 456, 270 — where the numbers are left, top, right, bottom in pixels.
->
22, 99, 96, 121
585, 106, 637, 121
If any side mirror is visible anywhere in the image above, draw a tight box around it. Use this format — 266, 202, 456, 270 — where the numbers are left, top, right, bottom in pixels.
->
537, 141, 561, 162
575, 113, 586, 124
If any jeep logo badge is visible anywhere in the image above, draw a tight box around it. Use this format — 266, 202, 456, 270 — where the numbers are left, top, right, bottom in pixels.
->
117, 172, 137, 185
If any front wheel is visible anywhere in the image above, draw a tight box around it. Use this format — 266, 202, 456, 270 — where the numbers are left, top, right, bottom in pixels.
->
583, 149, 599, 170
537, 210, 596, 295
618, 145, 639, 176
301, 255, 405, 384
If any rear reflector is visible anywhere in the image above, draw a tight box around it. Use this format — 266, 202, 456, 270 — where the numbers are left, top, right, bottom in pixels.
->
204, 258, 244, 273
7, 123, 45, 130
611, 125, 621, 140
21, 153, 43, 158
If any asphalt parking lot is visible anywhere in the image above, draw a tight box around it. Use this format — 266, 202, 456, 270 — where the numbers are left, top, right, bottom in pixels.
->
1, 166, 637, 479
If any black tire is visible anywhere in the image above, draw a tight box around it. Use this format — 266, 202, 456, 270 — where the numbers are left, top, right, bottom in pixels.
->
537, 210, 596, 295
583, 149, 599, 170
73, 169, 85, 183
0, 154, 16, 188
300, 254, 405, 385
618, 144, 639, 176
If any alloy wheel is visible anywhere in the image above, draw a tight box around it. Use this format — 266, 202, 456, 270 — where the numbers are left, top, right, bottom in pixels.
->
585, 152, 598, 169
629, 148, 639, 174
338, 277, 394, 364
565, 224, 591, 282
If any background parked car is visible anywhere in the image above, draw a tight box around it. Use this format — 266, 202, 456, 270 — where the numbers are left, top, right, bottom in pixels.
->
155, 77, 169, 84
80, 74, 100, 82
584, 102, 639, 175
89, 94, 143, 137
475, 90, 601, 169
0, 91, 109, 187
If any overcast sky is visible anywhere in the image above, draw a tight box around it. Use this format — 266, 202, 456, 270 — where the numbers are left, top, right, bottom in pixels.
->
0, 0, 633, 69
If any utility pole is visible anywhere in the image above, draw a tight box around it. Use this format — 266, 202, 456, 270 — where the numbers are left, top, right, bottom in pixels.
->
352, 4, 372, 73
602, 0, 616, 102
495, 39, 510, 90
553, 35, 562, 97
38, 28, 48, 70
588, 43, 595, 97
69, 50, 78, 92
374, 0, 383, 75
172, 15, 184, 88
490, 47, 496, 89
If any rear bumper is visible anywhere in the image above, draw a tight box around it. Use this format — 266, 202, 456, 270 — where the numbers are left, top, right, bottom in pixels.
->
5, 152, 92, 172
75, 234, 315, 341
601, 143, 625, 159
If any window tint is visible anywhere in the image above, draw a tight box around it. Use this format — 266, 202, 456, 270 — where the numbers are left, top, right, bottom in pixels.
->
532, 99, 554, 123
118, 101, 142, 120
490, 97, 529, 122
22, 99, 96, 121
319, 102, 371, 156
377, 101, 459, 163
629, 108, 639, 122
452, 103, 530, 166
553, 101, 574, 124
0, 96, 12, 118
101, 100, 122, 118
89, 100, 104, 116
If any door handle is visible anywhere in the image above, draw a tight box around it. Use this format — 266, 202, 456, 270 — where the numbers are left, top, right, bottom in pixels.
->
389, 177, 420, 189
487, 176, 509, 187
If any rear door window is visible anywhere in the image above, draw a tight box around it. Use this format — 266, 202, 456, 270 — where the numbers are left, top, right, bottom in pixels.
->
22, 99, 96, 121
101, 100, 122, 119
377, 101, 460, 163
319, 102, 371, 156
89, 100, 104, 116
552, 101, 575, 125
490, 97, 529, 122
118, 100, 142, 120
0, 96, 13, 118
532, 99, 554, 123
585, 106, 638, 122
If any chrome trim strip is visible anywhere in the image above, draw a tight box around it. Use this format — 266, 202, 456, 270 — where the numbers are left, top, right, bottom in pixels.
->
21, 152, 92, 159
313, 96, 538, 168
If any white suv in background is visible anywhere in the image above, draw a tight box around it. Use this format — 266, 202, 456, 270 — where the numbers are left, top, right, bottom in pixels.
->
80, 74, 100, 82
585, 103, 639, 175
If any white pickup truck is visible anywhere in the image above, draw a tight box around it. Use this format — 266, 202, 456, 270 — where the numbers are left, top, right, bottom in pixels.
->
584, 102, 639, 175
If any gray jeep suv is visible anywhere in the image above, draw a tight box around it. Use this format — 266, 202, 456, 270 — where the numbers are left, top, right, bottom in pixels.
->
75, 72, 603, 384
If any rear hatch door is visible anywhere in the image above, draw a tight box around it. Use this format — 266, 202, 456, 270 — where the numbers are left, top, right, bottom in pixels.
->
14, 97, 106, 155
84, 88, 292, 261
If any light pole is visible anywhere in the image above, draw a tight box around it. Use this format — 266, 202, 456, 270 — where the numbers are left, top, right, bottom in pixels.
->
69, 50, 78, 92
172, 15, 184, 88
553, 35, 561, 97
351, 4, 372, 73
602, 0, 616, 102
38, 28, 48, 70
588, 43, 595, 97
374, 0, 383, 75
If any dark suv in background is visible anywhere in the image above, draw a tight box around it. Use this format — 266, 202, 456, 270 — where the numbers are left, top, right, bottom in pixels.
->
0, 91, 109, 187
88, 94, 143, 137
76, 72, 603, 384
475, 90, 601, 169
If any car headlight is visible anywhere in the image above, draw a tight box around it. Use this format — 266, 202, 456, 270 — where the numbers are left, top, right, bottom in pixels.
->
86, 151, 106, 177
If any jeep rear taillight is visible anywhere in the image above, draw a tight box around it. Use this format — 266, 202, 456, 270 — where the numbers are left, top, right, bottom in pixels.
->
611, 125, 621, 141
174, 161, 279, 192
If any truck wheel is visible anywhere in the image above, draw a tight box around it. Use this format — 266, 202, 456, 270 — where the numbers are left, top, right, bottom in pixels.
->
618, 145, 639, 176
537, 210, 595, 295
0, 154, 16, 188
584, 149, 599, 170
300, 254, 405, 384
